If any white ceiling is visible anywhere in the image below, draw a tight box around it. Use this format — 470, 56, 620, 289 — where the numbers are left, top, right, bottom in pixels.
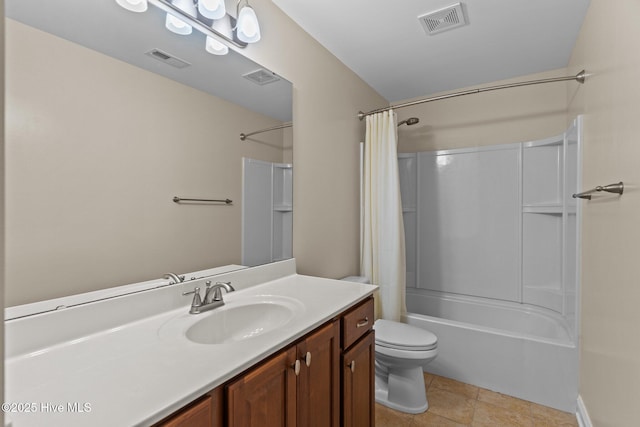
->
6, 0, 292, 122
272, 0, 591, 102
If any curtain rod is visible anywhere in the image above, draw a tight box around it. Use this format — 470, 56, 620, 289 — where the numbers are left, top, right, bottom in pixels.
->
240, 123, 292, 141
357, 70, 586, 121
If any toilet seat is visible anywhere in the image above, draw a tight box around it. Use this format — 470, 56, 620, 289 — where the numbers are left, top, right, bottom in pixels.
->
374, 319, 437, 351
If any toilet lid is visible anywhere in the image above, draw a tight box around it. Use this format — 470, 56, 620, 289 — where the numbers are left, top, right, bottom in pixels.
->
374, 319, 437, 351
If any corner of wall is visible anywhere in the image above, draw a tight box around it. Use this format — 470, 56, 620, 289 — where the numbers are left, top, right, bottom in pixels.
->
576, 395, 593, 427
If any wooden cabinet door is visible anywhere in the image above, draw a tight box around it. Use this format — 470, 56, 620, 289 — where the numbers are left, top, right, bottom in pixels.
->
342, 331, 375, 427
297, 321, 340, 427
226, 347, 298, 427
156, 395, 213, 427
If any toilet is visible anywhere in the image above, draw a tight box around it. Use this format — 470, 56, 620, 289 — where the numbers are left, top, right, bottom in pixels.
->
374, 319, 438, 413
341, 276, 438, 414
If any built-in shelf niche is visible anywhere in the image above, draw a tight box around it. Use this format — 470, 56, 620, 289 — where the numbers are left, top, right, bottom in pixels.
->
272, 163, 293, 262
522, 211, 563, 312
522, 136, 566, 313
522, 137, 564, 207
242, 158, 293, 266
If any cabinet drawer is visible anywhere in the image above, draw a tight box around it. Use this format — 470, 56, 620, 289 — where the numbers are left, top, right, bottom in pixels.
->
341, 297, 374, 349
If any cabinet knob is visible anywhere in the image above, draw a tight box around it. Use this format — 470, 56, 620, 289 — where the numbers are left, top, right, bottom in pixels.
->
292, 359, 301, 376
305, 352, 312, 367
356, 317, 369, 328
348, 360, 355, 373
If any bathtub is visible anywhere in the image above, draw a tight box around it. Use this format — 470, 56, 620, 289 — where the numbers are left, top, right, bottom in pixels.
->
404, 289, 578, 412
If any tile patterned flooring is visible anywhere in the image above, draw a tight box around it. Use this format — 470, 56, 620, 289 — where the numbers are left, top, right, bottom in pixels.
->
375, 373, 579, 427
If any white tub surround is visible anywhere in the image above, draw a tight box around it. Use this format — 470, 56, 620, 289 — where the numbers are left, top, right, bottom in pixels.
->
5, 259, 377, 427
405, 291, 578, 412
398, 119, 582, 413
399, 117, 582, 340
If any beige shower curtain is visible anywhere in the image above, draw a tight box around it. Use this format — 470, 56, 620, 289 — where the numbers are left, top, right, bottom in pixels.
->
361, 109, 407, 322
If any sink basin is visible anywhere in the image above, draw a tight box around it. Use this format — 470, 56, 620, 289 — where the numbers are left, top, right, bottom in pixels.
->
160, 296, 303, 345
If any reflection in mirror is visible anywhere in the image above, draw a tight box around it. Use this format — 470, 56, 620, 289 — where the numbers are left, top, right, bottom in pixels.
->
242, 158, 292, 267
5, 0, 293, 308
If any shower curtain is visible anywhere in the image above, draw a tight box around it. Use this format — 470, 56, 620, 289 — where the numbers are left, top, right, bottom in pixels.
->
361, 110, 407, 321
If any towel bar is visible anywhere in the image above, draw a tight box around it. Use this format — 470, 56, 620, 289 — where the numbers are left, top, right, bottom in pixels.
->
173, 196, 232, 205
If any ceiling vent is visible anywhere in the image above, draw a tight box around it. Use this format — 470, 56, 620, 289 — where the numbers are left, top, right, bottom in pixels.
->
243, 69, 281, 86
145, 49, 191, 69
418, 2, 467, 35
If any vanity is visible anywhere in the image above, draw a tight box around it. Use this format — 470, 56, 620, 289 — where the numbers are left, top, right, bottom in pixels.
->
5, 260, 376, 427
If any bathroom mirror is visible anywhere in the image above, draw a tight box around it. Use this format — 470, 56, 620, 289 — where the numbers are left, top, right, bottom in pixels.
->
5, 0, 293, 307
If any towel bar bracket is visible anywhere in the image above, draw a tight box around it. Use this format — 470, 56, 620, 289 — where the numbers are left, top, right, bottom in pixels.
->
572, 182, 623, 200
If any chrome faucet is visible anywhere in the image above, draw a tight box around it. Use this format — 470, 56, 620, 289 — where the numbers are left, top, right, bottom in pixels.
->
204, 281, 235, 304
182, 281, 235, 314
163, 272, 185, 284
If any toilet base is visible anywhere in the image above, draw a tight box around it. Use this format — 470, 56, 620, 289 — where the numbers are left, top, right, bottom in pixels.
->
374, 365, 428, 414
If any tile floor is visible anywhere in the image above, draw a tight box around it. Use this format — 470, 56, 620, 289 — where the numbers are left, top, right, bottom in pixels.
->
375, 373, 578, 427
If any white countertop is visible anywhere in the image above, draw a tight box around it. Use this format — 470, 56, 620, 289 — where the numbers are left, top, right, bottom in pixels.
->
5, 266, 376, 426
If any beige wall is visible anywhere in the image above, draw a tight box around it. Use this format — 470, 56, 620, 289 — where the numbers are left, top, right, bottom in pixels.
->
232, 0, 387, 279
394, 69, 569, 153
567, 0, 640, 425
5, 20, 287, 306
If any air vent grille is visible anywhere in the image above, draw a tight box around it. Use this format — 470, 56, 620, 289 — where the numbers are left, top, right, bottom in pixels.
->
243, 69, 281, 86
419, 3, 467, 35
145, 49, 191, 69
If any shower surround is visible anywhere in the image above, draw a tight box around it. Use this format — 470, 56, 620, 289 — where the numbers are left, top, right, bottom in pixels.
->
398, 118, 582, 411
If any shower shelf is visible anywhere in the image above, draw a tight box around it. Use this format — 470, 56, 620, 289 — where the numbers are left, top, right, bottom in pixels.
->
522, 205, 563, 214
521, 128, 576, 316
274, 204, 292, 212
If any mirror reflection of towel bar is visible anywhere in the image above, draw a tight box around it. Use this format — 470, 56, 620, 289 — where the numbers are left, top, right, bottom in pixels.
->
572, 182, 624, 200
173, 196, 232, 205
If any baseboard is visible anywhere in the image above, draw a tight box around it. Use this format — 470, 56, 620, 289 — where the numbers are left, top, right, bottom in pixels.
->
576, 395, 593, 427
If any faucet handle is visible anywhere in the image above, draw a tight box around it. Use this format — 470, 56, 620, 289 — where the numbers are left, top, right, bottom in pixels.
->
182, 287, 200, 296
182, 287, 202, 307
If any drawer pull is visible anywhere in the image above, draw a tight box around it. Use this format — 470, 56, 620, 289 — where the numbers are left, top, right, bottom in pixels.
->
356, 317, 369, 328
305, 352, 312, 367
348, 360, 356, 373
292, 359, 301, 376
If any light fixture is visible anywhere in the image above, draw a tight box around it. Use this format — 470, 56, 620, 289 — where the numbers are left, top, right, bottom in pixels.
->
198, 0, 226, 20
165, 0, 197, 35
115, 0, 148, 12
206, 16, 233, 55
206, 36, 229, 55
114, 0, 262, 57
236, 0, 261, 43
